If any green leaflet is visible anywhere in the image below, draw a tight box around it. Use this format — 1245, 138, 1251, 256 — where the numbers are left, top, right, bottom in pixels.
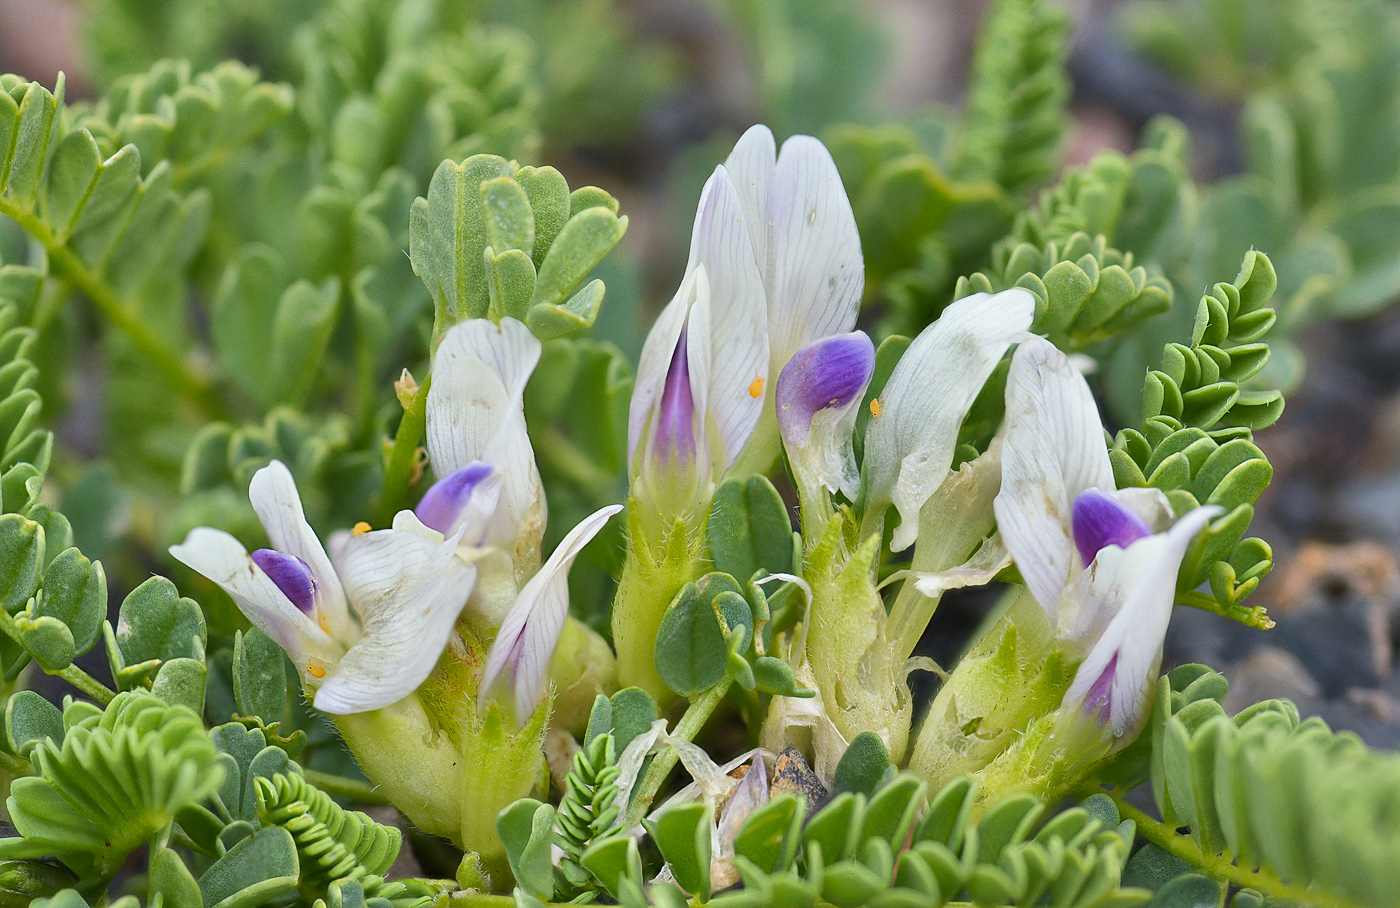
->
0, 693, 222, 877
952, 0, 1072, 201
255, 772, 402, 892
1111, 252, 1281, 625
1126, 664, 1400, 908
409, 154, 627, 337
590, 773, 1144, 908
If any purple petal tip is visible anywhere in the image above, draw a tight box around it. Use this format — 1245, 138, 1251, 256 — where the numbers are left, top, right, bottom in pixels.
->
1081, 653, 1117, 726
251, 549, 317, 614
776, 332, 875, 445
653, 326, 698, 464
416, 461, 496, 533
1071, 489, 1151, 566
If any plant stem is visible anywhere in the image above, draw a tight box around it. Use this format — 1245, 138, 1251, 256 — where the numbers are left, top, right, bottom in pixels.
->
376, 374, 431, 525
1110, 793, 1365, 908
0, 609, 116, 704
622, 677, 733, 829
0, 201, 222, 416
302, 769, 392, 805
1175, 589, 1274, 629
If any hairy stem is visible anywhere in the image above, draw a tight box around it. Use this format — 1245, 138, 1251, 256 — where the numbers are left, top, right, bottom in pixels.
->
376, 374, 432, 525
622, 677, 733, 829
1110, 793, 1364, 908
0, 201, 222, 416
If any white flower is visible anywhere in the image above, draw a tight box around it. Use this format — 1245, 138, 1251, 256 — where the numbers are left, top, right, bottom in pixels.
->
171, 460, 481, 714
627, 124, 865, 505
995, 336, 1221, 737
479, 502, 622, 720
426, 316, 546, 566
775, 331, 876, 499
861, 289, 1037, 552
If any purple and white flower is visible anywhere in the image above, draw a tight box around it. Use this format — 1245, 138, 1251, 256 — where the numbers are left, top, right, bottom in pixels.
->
861, 289, 1037, 552
174, 317, 622, 721
171, 460, 482, 714
994, 336, 1221, 738
776, 331, 876, 499
628, 125, 864, 508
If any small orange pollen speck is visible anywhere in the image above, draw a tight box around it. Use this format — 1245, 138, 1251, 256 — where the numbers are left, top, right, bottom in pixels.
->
352, 521, 371, 536
870, 398, 882, 418
318, 612, 329, 633
307, 663, 326, 679
748, 375, 765, 398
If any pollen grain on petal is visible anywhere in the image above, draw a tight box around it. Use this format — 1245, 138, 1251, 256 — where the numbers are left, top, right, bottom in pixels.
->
318, 611, 329, 633
352, 521, 371, 536
748, 375, 765, 398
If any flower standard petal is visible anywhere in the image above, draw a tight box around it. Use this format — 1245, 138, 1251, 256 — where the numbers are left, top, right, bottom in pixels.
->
248, 460, 354, 644
427, 317, 544, 551
993, 335, 1116, 624
863, 289, 1036, 552
777, 331, 876, 498
687, 167, 768, 471
723, 124, 777, 271
481, 504, 622, 722
171, 527, 336, 672
1061, 505, 1222, 737
765, 135, 863, 371
314, 522, 478, 714
1071, 489, 1152, 566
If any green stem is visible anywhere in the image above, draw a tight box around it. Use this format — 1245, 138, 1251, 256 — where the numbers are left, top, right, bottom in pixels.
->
375, 374, 431, 525
0, 201, 222, 416
1110, 793, 1365, 908
1175, 590, 1274, 630
302, 769, 392, 805
0, 610, 115, 704
622, 677, 733, 830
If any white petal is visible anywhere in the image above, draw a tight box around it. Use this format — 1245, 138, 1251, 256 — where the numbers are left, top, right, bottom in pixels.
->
170, 527, 337, 672
426, 317, 544, 550
863, 289, 1036, 552
248, 461, 354, 645
1062, 506, 1222, 737
994, 335, 1115, 624
765, 135, 863, 371
480, 504, 622, 720
687, 168, 768, 470
909, 536, 1011, 596
723, 124, 777, 273
628, 277, 693, 470
314, 525, 477, 713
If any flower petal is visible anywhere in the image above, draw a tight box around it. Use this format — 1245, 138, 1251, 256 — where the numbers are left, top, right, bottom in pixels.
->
777, 332, 875, 497
686, 167, 768, 470
1061, 505, 1222, 737
480, 504, 622, 721
993, 335, 1116, 624
765, 135, 863, 371
1071, 489, 1152, 566
426, 317, 544, 552
171, 527, 336, 672
864, 289, 1036, 552
628, 275, 693, 470
723, 124, 777, 273
314, 524, 477, 713
248, 461, 354, 645
415, 461, 503, 542
250, 550, 318, 614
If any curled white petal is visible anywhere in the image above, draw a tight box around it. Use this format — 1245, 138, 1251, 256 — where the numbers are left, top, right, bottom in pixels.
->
480, 504, 623, 720
248, 460, 354, 645
170, 527, 336, 673
427, 317, 544, 550
864, 290, 1036, 552
314, 523, 477, 713
1062, 505, 1222, 737
993, 334, 1115, 624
